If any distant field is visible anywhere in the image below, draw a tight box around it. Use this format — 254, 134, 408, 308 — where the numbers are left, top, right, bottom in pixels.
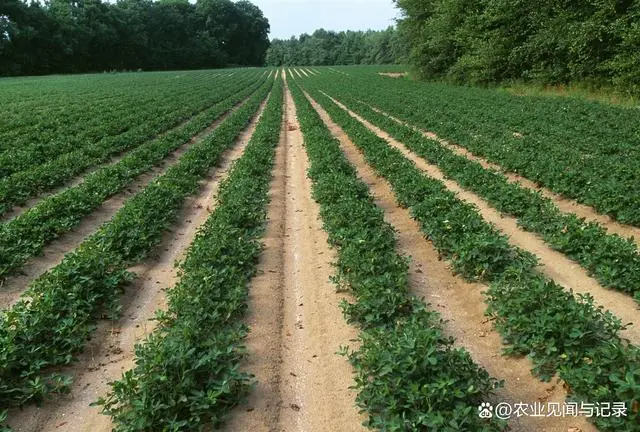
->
1, 67, 638, 431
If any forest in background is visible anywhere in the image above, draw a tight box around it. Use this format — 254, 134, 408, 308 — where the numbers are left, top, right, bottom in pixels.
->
394, 0, 640, 94
0, 0, 270, 76
265, 27, 404, 66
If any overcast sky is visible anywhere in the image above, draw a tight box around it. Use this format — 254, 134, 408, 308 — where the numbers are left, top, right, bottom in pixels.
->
250, 0, 401, 40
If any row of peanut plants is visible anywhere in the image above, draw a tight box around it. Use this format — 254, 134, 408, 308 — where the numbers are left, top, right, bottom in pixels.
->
288, 80, 506, 431
303, 84, 640, 431
0, 70, 232, 154
313, 70, 640, 226
0, 71, 229, 178
0, 77, 273, 428
0, 74, 266, 281
96, 75, 285, 432
0, 72, 261, 215
304, 80, 640, 303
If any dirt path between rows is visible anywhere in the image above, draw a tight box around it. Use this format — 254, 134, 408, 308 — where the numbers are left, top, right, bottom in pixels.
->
306, 92, 597, 432
358, 99, 640, 245
224, 82, 365, 432
6, 96, 271, 432
299, 68, 309, 77
0, 95, 253, 311
378, 72, 408, 78
326, 94, 640, 346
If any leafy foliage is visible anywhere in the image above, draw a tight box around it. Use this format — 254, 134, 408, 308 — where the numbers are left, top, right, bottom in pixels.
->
301, 79, 640, 430
0, 0, 270, 76
289, 78, 504, 431
308, 79, 640, 302
306, 70, 640, 227
395, 0, 640, 94
266, 27, 405, 66
97, 74, 284, 431
0, 72, 253, 209
0, 72, 266, 281
0, 77, 272, 423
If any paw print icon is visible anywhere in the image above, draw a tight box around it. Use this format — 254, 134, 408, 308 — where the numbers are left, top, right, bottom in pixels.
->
478, 402, 494, 419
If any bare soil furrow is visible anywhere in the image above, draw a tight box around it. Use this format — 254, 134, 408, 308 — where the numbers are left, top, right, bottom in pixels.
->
360, 99, 640, 245
225, 81, 365, 432
327, 95, 640, 346
222, 88, 288, 432
6, 95, 270, 432
0, 96, 252, 310
306, 92, 597, 432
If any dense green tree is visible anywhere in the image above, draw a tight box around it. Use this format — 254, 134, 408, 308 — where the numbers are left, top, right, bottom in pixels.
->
0, 0, 270, 75
394, 0, 640, 94
265, 27, 405, 66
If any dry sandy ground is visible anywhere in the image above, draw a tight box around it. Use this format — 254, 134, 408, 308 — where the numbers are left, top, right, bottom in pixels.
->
378, 72, 408, 78
6, 96, 270, 432
223, 75, 366, 432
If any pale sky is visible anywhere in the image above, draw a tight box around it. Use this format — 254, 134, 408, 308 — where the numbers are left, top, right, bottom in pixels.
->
250, 0, 401, 40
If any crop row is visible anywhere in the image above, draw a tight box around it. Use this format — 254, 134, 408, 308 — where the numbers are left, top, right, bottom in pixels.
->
308, 84, 640, 303
0, 73, 213, 159
0, 77, 272, 422
0, 76, 267, 282
0, 72, 234, 178
0, 70, 229, 151
309, 71, 640, 226
288, 81, 505, 430
0, 73, 261, 216
97, 74, 284, 432
304, 85, 640, 431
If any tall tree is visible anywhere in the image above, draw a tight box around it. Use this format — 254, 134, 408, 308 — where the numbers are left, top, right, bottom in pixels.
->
0, 0, 271, 76
265, 27, 405, 66
394, 0, 640, 94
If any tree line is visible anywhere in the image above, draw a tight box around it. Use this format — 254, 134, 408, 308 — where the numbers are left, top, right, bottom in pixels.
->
0, 0, 270, 76
394, 0, 640, 94
265, 27, 405, 66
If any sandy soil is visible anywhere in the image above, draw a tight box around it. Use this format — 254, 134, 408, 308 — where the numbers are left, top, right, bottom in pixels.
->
6, 96, 271, 432
378, 72, 408, 78
0, 95, 253, 310
326, 94, 640, 346
306, 91, 597, 432
359, 99, 640, 245
223, 81, 366, 432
